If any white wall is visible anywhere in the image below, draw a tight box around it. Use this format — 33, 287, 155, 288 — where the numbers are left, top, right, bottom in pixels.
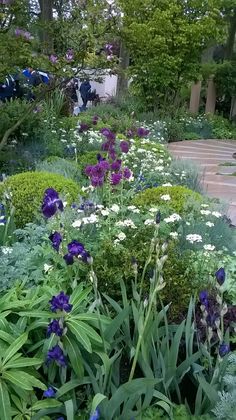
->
77, 73, 118, 107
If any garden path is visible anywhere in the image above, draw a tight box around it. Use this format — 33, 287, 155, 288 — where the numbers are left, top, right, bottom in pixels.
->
168, 140, 236, 225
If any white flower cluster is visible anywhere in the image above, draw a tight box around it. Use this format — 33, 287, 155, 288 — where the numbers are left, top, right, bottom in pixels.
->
115, 219, 137, 229
164, 213, 181, 223
186, 234, 202, 244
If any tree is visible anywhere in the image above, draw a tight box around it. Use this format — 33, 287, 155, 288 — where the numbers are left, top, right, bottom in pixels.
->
119, 0, 225, 110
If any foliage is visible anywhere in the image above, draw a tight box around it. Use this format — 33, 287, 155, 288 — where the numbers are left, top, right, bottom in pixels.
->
133, 186, 203, 215
119, 0, 224, 109
36, 157, 80, 182
212, 354, 236, 419
0, 171, 80, 227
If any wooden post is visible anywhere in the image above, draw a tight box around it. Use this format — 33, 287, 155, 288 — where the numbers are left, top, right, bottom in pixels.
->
189, 81, 202, 113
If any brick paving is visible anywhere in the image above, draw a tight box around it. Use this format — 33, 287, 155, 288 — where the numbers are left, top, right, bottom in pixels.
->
168, 140, 236, 225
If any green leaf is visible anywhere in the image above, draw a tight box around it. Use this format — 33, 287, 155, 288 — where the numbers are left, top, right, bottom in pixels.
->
69, 319, 102, 343
67, 320, 92, 353
63, 335, 84, 378
32, 399, 62, 411
56, 379, 86, 398
70, 286, 91, 309
196, 374, 218, 406
18, 311, 52, 318
104, 306, 129, 342
65, 399, 74, 420
0, 331, 15, 345
91, 393, 107, 412
4, 357, 43, 369
3, 333, 28, 365
0, 381, 11, 420
3, 370, 46, 391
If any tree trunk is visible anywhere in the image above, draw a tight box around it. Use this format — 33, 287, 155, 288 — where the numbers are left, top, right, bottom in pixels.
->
39, 0, 54, 53
225, 8, 236, 60
116, 41, 130, 97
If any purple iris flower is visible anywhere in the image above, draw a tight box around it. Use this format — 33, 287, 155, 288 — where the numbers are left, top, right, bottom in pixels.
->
67, 240, 84, 256
49, 291, 72, 313
47, 345, 67, 367
43, 387, 56, 398
65, 48, 74, 61
42, 188, 63, 218
47, 319, 63, 337
63, 253, 74, 265
111, 172, 122, 186
219, 342, 230, 357
215, 268, 226, 286
111, 159, 122, 172
137, 127, 149, 137
89, 408, 100, 420
49, 231, 62, 252
81, 249, 91, 264
123, 167, 132, 179
199, 290, 209, 307
120, 140, 129, 153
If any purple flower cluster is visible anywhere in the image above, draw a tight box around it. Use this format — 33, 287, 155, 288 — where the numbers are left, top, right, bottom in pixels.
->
92, 116, 99, 125
42, 188, 63, 218
49, 231, 62, 252
120, 140, 129, 153
47, 344, 67, 367
15, 28, 32, 40
49, 54, 58, 64
63, 240, 91, 265
49, 291, 73, 313
79, 123, 89, 133
65, 48, 74, 61
137, 127, 150, 138
47, 319, 63, 337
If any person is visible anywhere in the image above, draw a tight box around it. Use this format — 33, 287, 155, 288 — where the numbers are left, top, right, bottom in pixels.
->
79, 79, 91, 110
0, 75, 16, 102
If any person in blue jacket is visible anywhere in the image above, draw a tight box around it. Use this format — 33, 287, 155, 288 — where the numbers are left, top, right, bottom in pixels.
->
79, 79, 91, 110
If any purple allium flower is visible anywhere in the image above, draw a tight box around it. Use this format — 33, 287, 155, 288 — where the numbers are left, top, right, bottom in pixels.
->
108, 147, 116, 161
47, 319, 63, 337
111, 172, 122, 186
127, 129, 134, 138
111, 159, 122, 172
91, 176, 104, 187
85, 165, 93, 176
120, 140, 129, 153
49, 54, 58, 64
123, 167, 132, 179
199, 290, 209, 307
43, 387, 56, 398
100, 128, 115, 142
79, 123, 89, 133
42, 188, 63, 218
96, 153, 104, 162
65, 48, 74, 61
99, 160, 110, 172
49, 291, 72, 313
67, 240, 84, 256
89, 408, 100, 420
155, 210, 161, 224
219, 342, 230, 357
49, 231, 62, 252
215, 268, 226, 286
47, 345, 67, 367
137, 127, 149, 138
63, 253, 74, 265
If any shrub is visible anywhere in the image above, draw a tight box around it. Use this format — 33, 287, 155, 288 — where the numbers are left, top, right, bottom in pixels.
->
133, 186, 203, 215
78, 150, 101, 173
0, 171, 80, 227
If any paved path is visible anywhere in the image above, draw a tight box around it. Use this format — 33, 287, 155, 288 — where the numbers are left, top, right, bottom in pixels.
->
168, 140, 236, 225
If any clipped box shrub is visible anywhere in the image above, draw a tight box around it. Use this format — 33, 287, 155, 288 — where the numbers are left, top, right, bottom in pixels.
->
133, 185, 202, 215
0, 171, 80, 227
